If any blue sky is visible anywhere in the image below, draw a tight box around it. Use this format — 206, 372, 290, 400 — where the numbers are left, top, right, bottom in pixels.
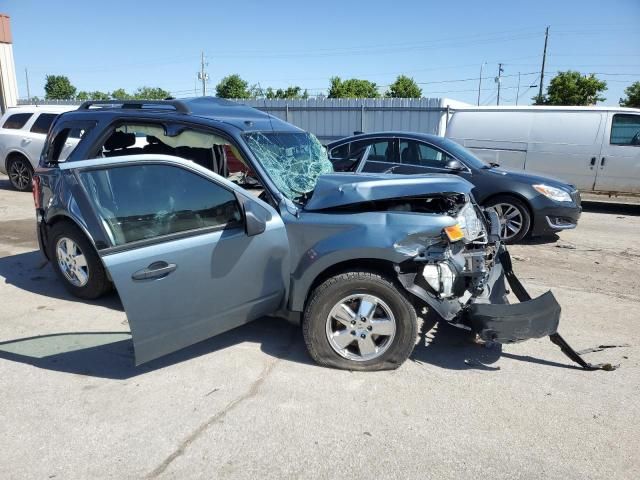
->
3, 0, 639, 105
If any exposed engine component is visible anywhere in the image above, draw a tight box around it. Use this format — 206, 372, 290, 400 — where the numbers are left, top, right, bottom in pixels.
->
422, 263, 456, 298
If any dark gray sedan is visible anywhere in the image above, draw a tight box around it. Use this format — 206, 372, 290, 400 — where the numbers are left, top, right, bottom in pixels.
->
327, 132, 582, 243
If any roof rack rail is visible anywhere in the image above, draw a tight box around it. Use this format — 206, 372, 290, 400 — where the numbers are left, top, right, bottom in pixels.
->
77, 99, 190, 114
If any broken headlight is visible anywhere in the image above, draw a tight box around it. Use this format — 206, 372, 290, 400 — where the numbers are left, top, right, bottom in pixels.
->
454, 202, 485, 242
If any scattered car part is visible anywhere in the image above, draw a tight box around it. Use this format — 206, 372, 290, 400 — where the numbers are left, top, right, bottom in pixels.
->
498, 248, 617, 371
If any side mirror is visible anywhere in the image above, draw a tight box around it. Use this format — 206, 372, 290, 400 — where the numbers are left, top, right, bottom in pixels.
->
445, 159, 465, 171
243, 200, 268, 237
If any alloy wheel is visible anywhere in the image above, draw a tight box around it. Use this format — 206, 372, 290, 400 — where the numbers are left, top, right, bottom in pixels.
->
9, 159, 31, 190
55, 237, 90, 287
491, 202, 524, 241
325, 294, 396, 362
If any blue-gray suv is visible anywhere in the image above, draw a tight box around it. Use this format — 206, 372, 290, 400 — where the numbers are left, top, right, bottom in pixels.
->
33, 98, 564, 371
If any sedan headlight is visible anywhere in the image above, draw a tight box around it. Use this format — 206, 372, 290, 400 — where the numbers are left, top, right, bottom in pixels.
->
533, 184, 572, 202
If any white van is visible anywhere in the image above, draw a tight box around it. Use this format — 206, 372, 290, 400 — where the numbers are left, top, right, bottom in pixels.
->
445, 106, 640, 195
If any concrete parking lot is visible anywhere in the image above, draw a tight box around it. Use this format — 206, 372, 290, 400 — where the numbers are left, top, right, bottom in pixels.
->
0, 173, 639, 480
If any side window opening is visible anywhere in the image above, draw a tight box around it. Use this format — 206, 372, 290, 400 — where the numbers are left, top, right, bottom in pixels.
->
48, 123, 95, 162
96, 123, 265, 195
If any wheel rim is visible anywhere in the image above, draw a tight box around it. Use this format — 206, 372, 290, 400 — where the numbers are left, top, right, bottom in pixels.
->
55, 237, 90, 287
325, 294, 396, 362
491, 203, 524, 241
9, 160, 31, 190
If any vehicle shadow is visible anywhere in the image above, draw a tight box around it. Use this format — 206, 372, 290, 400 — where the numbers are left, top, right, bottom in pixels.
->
581, 200, 640, 217
0, 177, 24, 192
411, 310, 502, 371
0, 316, 313, 380
520, 234, 560, 246
411, 309, 578, 371
0, 250, 123, 310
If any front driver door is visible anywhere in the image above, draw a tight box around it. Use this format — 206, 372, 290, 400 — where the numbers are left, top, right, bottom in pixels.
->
71, 159, 290, 364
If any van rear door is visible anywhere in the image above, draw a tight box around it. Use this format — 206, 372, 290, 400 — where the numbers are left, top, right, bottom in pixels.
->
594, 112, 640, 194
525, 111, 604, 190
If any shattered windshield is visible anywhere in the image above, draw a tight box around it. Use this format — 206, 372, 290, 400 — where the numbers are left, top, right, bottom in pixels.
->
243, 131, 333, 201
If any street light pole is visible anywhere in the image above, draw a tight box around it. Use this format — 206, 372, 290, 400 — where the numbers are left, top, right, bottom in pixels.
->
477, 62, 486, 106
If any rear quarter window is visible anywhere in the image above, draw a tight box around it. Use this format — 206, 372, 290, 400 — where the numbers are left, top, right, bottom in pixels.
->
2, 112, 33, 130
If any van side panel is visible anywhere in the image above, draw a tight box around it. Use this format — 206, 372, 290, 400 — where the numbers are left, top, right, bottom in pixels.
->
447, 111, 530, 171
525, 112, 603, 190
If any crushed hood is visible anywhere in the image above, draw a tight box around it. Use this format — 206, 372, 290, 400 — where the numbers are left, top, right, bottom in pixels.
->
303, 173, 474, 211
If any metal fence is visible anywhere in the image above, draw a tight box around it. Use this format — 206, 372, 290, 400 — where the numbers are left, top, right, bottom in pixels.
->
17, 97, 460, 142
241, 98, 452, 142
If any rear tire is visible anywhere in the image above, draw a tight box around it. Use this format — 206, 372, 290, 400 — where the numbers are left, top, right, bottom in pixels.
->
7, 155, 33, 191
484, 195, 531, 244
49, 221, 111, 299
303, 271, 418, 371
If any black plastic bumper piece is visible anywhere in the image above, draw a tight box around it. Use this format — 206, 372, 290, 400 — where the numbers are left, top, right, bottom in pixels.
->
469, 290, 560, 343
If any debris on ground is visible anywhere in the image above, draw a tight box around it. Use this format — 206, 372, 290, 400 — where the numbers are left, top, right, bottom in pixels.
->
556, 243, 577, 250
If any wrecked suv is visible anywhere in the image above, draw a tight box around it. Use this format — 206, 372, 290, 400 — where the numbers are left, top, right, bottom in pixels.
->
34, 98, 562, 371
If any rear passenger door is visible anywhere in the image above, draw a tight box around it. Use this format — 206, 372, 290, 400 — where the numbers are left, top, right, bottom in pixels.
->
595, 113, 640, 194
66, 158, 290, 364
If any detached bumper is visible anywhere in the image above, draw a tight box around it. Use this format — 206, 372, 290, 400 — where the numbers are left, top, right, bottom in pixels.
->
468, 291, 560, 343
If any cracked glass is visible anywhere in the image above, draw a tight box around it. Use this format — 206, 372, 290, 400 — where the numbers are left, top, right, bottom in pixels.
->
243, 131, 333, 202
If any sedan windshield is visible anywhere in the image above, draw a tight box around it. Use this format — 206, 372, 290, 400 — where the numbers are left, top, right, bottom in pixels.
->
243, 131, 333, 201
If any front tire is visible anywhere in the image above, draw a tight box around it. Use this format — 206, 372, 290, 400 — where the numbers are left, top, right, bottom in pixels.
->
7, 155, 33, 191
49, 221, 111, 299
303, 271, 418, 371
484, 195, 531, 244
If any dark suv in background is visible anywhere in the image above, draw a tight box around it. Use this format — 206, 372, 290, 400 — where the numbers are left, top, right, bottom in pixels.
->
32, 98, 561, 371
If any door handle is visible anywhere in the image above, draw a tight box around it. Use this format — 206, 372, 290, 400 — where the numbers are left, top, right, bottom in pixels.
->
589, 157, 596, 169
600, 157, 606, 168
132, 261, 177, 280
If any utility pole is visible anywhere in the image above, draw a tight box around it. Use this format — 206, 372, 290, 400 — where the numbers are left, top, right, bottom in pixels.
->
495, 63, 504, 105
477, 62, 486, 106
516, 72, 521, 105
538, 26, 549, 103
25, 68, 30, 100
198, 51, 209, 96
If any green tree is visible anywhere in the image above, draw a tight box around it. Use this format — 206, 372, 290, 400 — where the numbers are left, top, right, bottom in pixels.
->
248, 84, 264, 98
265, 86, 305, 99
534, 70, 607, 105
44, 75, 77, 100
111, 88, 132, 100
385, 75, 422, 98
132, 86, 170, 100
76, 91, 110, 101
215, 74, 250, 99
328, 77, 379, 98
620, 81, 640, 108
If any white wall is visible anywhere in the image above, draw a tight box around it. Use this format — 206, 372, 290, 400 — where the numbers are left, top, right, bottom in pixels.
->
0, 42, 18, 113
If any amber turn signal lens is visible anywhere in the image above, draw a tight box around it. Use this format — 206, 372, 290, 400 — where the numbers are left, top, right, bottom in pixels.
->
444, 225, 465, 242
